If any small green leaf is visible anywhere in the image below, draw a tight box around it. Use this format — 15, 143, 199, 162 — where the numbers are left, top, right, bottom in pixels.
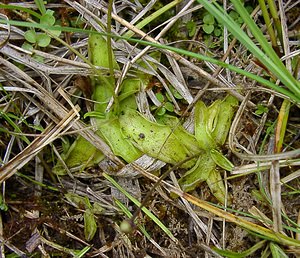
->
120, 108, 197, 167
169, 86, 183, 100
92, 202, 104, 215
203, 13, 215, 25
186, 20, 197, 37
84, 209, 97, 241
203, 24, 214, 34
229, 10, 239, 20
214, 28, 222, 37
164, 102, 174, 112
49, 25, 62, 38
156, 114, 201, 154
36, 33, 51, 47
173, 90, 183, 100
65, 192, 91, 209
119, 78, 140, 101
255, 104, 268, 115
245, 5, 254, 14
45, 9, 55, 16
24, 29, 37, 44
32, 54, 44, 63
166, 92, 173, 102
237, 17, 243, 25
96, 118, 142, 163
156, 106, 166, 116
210, 149, 234, 171
155, 92, 165, 102
40, 10, 56, 26
22, 42, 34, 51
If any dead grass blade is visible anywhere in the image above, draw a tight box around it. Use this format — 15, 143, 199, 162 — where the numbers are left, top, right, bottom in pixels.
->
133, 162, 300, 248
82, 0, 252, 106
0, 56, 123, 166
0, 105, 79, 183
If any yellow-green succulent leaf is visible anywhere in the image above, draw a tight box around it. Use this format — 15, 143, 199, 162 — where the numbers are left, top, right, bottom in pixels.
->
53, 136, 104, 175
156, 115, 201, 154
179, 152, 216, 192
89, 33, 120, 115
92, 78, 115, 115
88, 33, 119, 70
206, 99, 222, 134
206, 169, 230, 205
118, 78, 141, 102
211, 95, 238, 146
92, 202, 104, 215
119, 109, 197, 168
65, 192, 92, 209
84, 208, 97, 241
119, 94, 138, 111
194, 101, 216, 150
210, 149, 234, 171
95, 118, 142, 163
83, 111, 105, 120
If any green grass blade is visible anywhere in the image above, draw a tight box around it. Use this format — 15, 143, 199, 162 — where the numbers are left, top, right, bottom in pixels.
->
1, 19, 299, 102
114, 198, 151, 239
0, 111, 30, 145
74, 246, 91, 258
115, 199, 167, 255
125, 38, 299, 102
266, 0, 283, 43
213, 240, 267, 258
34, 0, 46, 15
103, 173, 176, 242
270, 242, 289, 258
229, 0, 299, 92
122, 0, 181, 38
0, 4, 41, 19
258, 0, 277, 47
196, 0, 300, 99
275, 99, 290, 152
